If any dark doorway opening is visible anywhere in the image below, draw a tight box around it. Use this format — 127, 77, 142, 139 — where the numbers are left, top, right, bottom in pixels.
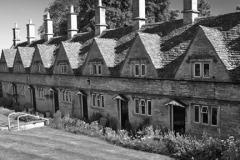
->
82, 96, 88, 119
29, 85, 36, 110
121, 100, 129, 130
51, 88, 59, 112
0, 82, 2, 98
173, 105, 185, 135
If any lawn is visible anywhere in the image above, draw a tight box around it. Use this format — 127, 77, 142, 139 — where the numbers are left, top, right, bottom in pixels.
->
0, 127, 173, 160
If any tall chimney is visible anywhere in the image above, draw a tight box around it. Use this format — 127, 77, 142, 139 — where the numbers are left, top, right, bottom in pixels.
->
26, 19, 35, 44
67, 5, 78, 38
95, 0, 107, 36
182, 0, 199, 25
13, 22, 20, 47
45, 12, 53, 41
132, 0, 146, 31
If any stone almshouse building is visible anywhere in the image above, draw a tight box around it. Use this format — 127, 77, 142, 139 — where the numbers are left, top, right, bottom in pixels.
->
1, 0, 240, 137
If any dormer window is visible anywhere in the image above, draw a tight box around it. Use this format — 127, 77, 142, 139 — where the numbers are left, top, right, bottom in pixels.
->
16, 64, 22, 72
133, 62, 146, 77
91, 63, 102, 75
60, 64, 67, 74
35, 63, 41, 73
193, 61, 211, 78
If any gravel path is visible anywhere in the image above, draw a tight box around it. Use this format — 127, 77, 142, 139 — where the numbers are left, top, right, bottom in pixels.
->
0, 127, 173, 160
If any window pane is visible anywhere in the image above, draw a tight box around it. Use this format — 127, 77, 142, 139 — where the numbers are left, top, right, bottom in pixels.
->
97, 94, 100, 107
141, 100, 146, 114
195, 106, 200, 122
93, 65, 97, 75
92, 94, 96, 106
212, 107, 218, 125
135, 64, 139, 76
101, 95, 104, 107
141, 64, 146, 76
98, 65, 102, 75
204, 63, 210, 77
135, 99, 139, 113
147, 101, 151, 115
202, 113, 208, 124
195, 63, 201, 77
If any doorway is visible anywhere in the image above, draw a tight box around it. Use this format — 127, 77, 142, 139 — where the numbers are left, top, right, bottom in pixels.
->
118, 100, 129, 129
51, 88, 59, 113
172, 105, 185, 135
79, 94, 88, 119
29, 85, 36, 110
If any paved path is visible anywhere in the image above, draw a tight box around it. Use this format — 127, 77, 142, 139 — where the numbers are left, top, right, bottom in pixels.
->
0, 127, 173, 160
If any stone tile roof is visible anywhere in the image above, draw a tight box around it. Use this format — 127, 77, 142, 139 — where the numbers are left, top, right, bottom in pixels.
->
2, 49, 17, 67
45, 36, 68, 45
37, 44, 56, 68
18, 47, 35, 68
95, 38, 117, 67
62, 42, 82, 69
29, 39, 46, 47
138, 33, 162, 69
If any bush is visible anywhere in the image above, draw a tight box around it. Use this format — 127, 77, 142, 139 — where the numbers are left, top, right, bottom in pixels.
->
88, 112, 102, 123
49, 115, 240, 160
0, 97, 13, 109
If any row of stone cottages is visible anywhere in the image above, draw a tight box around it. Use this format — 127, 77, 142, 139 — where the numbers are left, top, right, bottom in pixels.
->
0, 0, 240, 137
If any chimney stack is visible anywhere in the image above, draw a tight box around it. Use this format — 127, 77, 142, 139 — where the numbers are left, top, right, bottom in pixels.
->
182, 0, 199, 25
95, 0, 107, 36
26, 19, 35, 44
132, 0, 146, 31
45, 12, 53, 41
67, 5, 78, 38
13, 22, 20, 47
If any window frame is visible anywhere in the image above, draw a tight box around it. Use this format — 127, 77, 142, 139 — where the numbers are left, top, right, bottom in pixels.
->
134, 64, 140, 77
60, 64, 67, 74
140, 99, 146, 115
211, 107, 218, 126
141, 64, 146, 77
135, 99, 140, 114
194, 105, 200, 123
203, 62, 210, 78
147, 100, 152, 116
201, 106, 209, 125
193, 62, 201, 78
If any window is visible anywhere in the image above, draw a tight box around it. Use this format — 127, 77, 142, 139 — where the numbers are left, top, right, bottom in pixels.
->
60, 64, 67, 74
91, 63, 102, 75
193, 62, 211, 78
201, 106, 208, 124
194, 105, 200, 123
133, 62, 147, 77
135, 99, 139, 114
203, 63, 210, 78
17, 85, 25, 96
141, 64, 146, 76
16, 64, 22, 72
92, 93, 104, 107
211, 107, 218, 126
135, 99, 152, 116
140, 100, 146, 115
36, 64, 41, 73
147, 100, 152, 116
37, 88, 45, 99
134, 64, 140, 76
61, 90, 72, 103
92, 94, 96, 107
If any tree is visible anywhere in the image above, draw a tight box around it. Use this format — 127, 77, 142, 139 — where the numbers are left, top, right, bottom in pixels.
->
237, 5, 240, 12
198, 0, 211, 17
38, 0, 179, 37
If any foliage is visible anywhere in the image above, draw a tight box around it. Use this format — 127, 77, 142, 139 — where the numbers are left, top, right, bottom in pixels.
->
237, 5, 240, 11
49, 115, 240, 160
198, 0, 211, 17
88, 112, 103, 123
0, 97, 13, 109
38, 0, 179, 37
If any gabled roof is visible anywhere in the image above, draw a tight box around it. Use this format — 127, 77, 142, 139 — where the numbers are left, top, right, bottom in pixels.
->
200, 26, 232, 70
18, 47, 35, 68
37, 44, 56, 68
62, 42, 82, 69
95, 38, 117, 67
29, 39, 46, 47
138, 33, 162, 69
2, 49, 17, 67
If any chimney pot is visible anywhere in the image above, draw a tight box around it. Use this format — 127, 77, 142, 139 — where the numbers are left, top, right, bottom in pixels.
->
67, 5, 78, 38
132, 0, 146, 31
95, 0, 107, 36
45, 12, 53, 41
70, 5, 74, 13
182, 0, 199, 25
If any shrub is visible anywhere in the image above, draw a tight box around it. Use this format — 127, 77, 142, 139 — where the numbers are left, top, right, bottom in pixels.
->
88, 112, 102, 123
49, 116, 240, 160
0, 97, 13, 109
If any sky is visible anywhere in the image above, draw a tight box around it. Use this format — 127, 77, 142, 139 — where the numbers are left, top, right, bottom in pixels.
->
0, 0, 239, 52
